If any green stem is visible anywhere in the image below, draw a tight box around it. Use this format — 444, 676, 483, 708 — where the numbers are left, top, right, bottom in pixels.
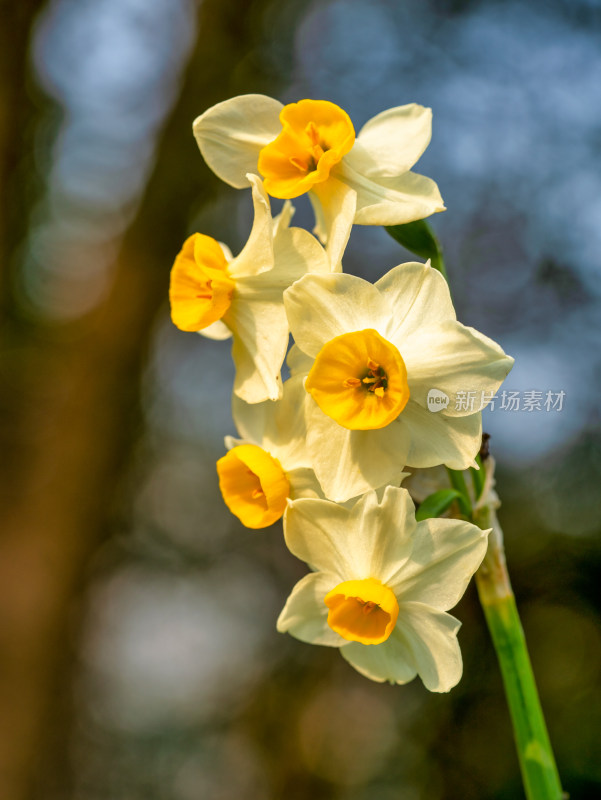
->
388, 221, 563, 797
473, 505, 563, 800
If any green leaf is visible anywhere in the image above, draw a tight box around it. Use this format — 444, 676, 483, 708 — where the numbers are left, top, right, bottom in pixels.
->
445, 467, 473, 518
415, 489, 462, 521
385, 219, 443, 270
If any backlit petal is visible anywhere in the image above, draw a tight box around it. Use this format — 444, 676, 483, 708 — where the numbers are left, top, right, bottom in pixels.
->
285, 488, 415, 581
402, 320, 514, 416
401, 402, 482, 470
305, 402, 410, 502
193, 95, 283, 188
348, 103, 433, 177
225, 295, 287, 403
284, 272, 388, 358
340, 632, 418, 685
309, 176, 356, 270
376, 262, 456, 342
277, 572, 345, 647
388, 518, 489, 610
396, 603, 463, 692
336, 160, 445, 226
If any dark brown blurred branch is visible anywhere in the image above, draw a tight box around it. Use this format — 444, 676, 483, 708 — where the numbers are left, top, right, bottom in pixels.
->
0, 0, 306, 797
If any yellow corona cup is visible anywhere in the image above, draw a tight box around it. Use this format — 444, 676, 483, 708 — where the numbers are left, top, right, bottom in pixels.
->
258, 100, 355, 199
217, 444, 290, 529
170, 233, 235, 332
305, 329, 410, 430
324, 578, 399, 645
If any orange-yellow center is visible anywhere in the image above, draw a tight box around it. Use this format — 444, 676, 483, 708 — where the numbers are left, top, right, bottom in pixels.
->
169, 233, 235, 332
258, 99, 355, 199
216, 444, 290, 529
305, 329, 410, 430
325, 578, 399, 645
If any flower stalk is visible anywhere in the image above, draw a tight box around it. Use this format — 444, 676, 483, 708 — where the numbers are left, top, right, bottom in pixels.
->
391, 219, 563, 798
473, 503, 563, 800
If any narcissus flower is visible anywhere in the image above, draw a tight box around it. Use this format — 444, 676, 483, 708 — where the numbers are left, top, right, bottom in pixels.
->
193, 95, 444, 269
169, 175, 329, 403
284, 262, 514, 502
217, 376, 322, 529
277, 487, 489, 691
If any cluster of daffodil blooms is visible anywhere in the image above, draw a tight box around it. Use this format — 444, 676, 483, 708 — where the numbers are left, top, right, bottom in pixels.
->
169, 96, 514, 693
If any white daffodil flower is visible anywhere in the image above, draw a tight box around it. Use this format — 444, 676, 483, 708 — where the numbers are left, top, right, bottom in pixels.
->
169, 174, 330, 404
193, 95, 445, 270
277, 487, 489, 691
217, 376, 323, 529
284, 262, 514, 502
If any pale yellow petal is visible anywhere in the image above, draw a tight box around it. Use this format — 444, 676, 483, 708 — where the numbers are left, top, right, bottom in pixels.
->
401, 402, 482, 470
340, 632, 418, 685
276, 572, 345, 647
336, 159, 445, 226
402, 320, 514, 416
388, 518, 489, 610
347, 103, 433, 177
193, 95, 283, 188
395, 603, 463, 693
309, 176, 356, 271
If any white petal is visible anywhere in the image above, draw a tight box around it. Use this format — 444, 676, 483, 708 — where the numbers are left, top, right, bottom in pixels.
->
198, 320, 232, 341
388, 518, 489, 610
272, 199, 295, 235
193, 95, 283, 189
225, 296, 287, 403
228, 175, 274, 279
348, 104, 433, 178
336, 160, 445, 226
396, 603, 463, 692
285, 487, 415, 581
401, 465, 449, 504
283, 498, 361, 580
340, 632, 418, 685
347, 486, 417, 582
230, 377, 310, 468
286, 344, 314, 377
402, 320, 514, 416
401, 402, 482, 470
287, 467, 324, 500
284, 273, 388, 358
305, 404, 410, 502
268, 226, 331, 289
276, 571, 345, 647
234, 177, 329, 287
309, 177, 357, 271
231, 392, 269, 444
376, 262, 456, 341
267, 375, 311, 468
308, 190, 327, 244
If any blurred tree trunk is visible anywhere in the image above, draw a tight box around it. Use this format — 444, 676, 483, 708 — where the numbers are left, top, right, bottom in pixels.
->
0, 0, 306, 797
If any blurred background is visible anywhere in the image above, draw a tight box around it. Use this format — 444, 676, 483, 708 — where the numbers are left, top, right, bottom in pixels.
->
2, 0, 601, 797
